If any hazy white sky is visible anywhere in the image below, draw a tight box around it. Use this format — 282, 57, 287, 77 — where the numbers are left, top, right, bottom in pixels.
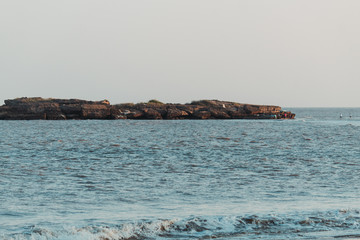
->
1, 1, 359, 107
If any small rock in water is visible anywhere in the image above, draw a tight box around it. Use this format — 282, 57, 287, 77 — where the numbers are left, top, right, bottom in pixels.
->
216, 137, 231, 141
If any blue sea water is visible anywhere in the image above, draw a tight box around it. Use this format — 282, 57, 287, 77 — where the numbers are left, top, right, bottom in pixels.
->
1, 108, 360, 239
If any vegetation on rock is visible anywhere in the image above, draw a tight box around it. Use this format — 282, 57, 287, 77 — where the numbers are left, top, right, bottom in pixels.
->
147, 99, 164, 105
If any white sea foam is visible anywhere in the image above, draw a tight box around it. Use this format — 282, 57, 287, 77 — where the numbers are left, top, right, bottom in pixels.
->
3, 210, 360, 240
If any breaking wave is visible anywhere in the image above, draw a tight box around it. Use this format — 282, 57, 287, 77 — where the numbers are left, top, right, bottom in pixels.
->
3, 209, 360, 240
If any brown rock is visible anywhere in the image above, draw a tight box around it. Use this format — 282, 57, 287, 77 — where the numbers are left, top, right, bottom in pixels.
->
60, 104, 82, 117
109, 106, 125, 119
193, 110, 212, 119
126, 110, 144, 119
0, 98, 295, 120
210, 109, 230, 119
142, 108, 162, 119
166, 107, 189, 119
81, 104, 111, 119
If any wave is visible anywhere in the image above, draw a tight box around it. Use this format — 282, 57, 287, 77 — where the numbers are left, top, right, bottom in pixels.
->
2, 209, 360, 240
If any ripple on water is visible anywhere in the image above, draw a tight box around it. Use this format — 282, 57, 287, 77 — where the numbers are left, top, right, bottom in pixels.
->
1, 115, 360, 238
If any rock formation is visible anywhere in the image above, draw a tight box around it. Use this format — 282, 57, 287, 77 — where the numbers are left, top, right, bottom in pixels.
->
0, 97, 111, 120
0, 98, 295, 120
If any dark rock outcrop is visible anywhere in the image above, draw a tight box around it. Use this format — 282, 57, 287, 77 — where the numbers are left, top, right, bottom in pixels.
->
0, 97, 111, 120
0, 98, 295, 120
114, 100, 295, 120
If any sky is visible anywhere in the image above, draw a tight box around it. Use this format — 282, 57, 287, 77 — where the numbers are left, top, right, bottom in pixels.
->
1, 1, 360, 107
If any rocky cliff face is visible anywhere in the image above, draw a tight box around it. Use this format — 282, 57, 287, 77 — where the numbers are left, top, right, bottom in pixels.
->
0, 97, 111, 120
112, 100, 293, 120
0, 98, 295, 120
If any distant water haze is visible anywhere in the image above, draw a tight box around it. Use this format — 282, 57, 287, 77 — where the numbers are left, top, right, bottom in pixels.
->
1, 0, 360, 107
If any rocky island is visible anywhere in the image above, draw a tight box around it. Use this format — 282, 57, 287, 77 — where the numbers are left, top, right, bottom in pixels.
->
0, 97, 295, 120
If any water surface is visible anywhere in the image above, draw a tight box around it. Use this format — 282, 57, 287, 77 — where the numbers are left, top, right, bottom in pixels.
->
1, 108, 360, 239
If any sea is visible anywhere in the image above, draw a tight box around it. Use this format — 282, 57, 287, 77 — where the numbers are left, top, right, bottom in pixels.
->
1, 108, 360, 240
